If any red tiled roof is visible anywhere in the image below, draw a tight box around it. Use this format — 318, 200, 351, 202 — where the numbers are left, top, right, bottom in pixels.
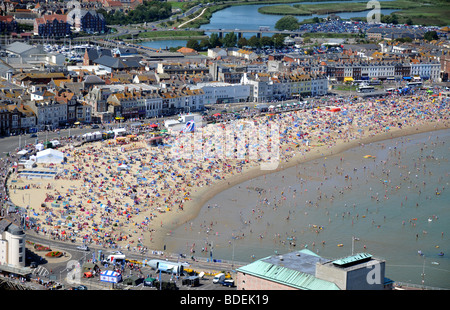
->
35, 14, 67, 25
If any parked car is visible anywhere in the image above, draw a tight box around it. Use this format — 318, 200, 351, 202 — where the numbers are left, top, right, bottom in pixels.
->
212, 273, 225, 284
222, 279, 235, 287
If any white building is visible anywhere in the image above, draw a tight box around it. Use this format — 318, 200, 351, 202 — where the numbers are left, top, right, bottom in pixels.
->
311, 76, 328, 96
190, 82, 250, 104
144, 96, 163, 118
241, 72, 327, 102
410, 62, 441, 81
207, 48, 227, 59
27, 100, 67, 130
160, 89, 205, 114
241, 73, 274, 103
0, 219, 26, 269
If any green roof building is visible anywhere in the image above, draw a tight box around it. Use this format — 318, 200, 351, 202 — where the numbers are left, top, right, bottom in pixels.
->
236, 249, 389, 290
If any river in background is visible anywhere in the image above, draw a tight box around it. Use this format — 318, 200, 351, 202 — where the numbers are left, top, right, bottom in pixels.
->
140, 0, 398, 49
165, 129, 450, 289
200, 1, 397, 32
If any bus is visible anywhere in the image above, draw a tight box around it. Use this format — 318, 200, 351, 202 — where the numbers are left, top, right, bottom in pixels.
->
407, 81, 422, 88
351, 80, 365, 86
357, 85, 374, 93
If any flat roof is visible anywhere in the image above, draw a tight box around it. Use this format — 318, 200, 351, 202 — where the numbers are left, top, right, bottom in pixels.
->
237, 249, 339, 290
262, 249, 329, 276
332, 253, 373, 267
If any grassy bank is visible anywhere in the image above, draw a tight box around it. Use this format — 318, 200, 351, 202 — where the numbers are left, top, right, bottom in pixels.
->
295, 0, 424, 15
256, 0, 450, 26
172, 0, 361, 28
119, 30, 207, 42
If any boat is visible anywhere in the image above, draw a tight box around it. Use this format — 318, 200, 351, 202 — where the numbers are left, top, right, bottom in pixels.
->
431, 262, 440, 265
337, 244, 344, 247
438, 252, 444, 256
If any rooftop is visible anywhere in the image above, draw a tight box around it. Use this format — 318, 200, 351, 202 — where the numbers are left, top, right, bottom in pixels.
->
237, 249, 340, 290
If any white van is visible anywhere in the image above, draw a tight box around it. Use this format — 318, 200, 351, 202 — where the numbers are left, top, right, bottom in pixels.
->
212, 273, 225, 284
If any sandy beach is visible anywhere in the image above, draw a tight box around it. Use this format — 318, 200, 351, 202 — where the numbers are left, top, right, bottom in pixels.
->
7, 92, 449, 253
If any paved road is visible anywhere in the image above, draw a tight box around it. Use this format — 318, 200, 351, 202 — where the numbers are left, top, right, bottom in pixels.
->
25, 233, 240, 290
1, 128, 89, 156
0, 120, 157, 158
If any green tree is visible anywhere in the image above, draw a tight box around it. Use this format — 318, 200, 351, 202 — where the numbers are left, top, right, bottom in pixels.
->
99, 1, 172, 25
261, 36, 273, 48
199, 38, 211, 50
424, 31, 439, 41
272, 34, 285, 48
275, 16, 299, 31
247, 35, 261, 49
209, 33, 222, 48
381, 13, 399, 25
222, 32, 237, 48
237, 37, 248, 48
186, 39, 200, 51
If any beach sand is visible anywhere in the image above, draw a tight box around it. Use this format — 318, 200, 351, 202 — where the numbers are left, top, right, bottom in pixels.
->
8, 96, 449, 253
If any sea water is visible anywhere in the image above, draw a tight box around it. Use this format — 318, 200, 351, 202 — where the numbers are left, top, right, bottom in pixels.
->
167, 129, 450, 289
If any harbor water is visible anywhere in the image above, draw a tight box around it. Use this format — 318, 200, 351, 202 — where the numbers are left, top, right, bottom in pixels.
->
200, 1, 398, 33
140, 0, 398, 49
166, 129, 450, 289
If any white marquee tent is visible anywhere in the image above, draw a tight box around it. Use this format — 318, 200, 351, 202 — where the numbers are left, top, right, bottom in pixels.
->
35, 149, 64, 164
35, 143, 45, 151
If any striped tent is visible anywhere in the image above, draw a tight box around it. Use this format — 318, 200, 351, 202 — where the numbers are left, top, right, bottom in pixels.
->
100, 270, 121, 283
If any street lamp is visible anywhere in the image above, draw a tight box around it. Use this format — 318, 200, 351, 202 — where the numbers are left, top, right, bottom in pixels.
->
421, 255, 426, 290
351, 236, 360, 255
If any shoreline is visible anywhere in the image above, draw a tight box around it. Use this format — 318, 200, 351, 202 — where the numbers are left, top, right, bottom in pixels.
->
155, 121, 449, 250
7, 96, 449, 255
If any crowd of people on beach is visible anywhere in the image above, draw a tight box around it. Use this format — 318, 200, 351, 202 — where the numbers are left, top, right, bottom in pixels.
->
2, 88, 449, 255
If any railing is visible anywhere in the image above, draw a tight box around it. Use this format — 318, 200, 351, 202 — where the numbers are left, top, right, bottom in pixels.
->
393, 281, 447, 290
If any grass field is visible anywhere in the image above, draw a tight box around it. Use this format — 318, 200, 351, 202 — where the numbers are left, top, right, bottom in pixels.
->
119, 30, 207, 41
172, 0, 361, 28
